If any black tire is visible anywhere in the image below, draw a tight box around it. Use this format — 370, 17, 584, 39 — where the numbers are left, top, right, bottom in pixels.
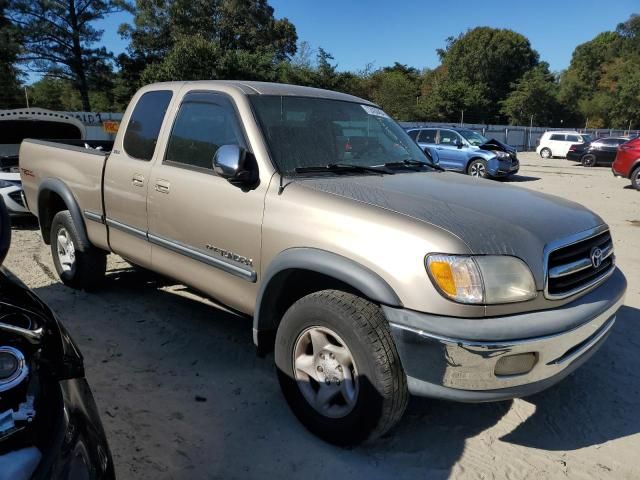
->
467, 158, 489, 178
540, 148, 552, 159
50, 210, 106, 291
582, 154, 597, 167
275, 290, 408, 445
632, 165, 640, 191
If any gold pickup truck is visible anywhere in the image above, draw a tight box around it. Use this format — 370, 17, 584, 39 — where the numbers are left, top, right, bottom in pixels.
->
19, 81, 626, 445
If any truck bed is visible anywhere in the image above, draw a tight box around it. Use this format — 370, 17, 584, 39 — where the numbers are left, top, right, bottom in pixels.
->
19, 138, 112, 250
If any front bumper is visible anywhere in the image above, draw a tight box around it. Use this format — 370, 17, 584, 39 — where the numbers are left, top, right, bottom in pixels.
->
487, 157, 519, 177
385, 268, 626, 402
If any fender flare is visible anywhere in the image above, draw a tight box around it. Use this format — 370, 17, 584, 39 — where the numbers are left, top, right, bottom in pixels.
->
37, 178, 90, 249
253, 248, 402, 346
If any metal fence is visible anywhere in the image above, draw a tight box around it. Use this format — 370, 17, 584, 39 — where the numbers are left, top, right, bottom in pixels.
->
400, 122, 640, 152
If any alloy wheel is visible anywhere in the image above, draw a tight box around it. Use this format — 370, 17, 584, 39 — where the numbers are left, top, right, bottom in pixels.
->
292, 326, 359, 418
56, 228, 76, 273
470, 162, 486, 177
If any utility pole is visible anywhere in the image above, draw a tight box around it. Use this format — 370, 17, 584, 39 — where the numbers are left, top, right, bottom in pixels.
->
460, 110, 464, 127
628, 120, 632, 135
529, 115, 534, 151
24, 87, 30, 108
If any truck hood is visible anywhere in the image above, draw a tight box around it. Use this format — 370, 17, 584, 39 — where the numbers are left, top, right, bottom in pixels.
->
478, 138, 517, 154
297, 172, 604, 287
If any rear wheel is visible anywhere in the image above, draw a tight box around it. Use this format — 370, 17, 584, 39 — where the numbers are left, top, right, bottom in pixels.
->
275, 290, 408, 445
540, 148, 552, 159
582, 154, 597, 167
467, 158, 489, 178
631, 166, 640, 190
50, 210, 106, 291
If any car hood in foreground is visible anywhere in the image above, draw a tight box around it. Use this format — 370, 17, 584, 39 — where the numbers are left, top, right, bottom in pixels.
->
297, 172, 604, 287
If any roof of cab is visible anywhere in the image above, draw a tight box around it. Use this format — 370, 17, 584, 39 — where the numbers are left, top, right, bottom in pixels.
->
146, 80, 377, 106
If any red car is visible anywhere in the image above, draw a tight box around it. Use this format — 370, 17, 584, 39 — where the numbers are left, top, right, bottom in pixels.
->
612, 137, 640, 190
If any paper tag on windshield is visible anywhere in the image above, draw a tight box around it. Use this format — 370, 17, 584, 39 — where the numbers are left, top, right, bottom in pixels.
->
361, 105, 389, 118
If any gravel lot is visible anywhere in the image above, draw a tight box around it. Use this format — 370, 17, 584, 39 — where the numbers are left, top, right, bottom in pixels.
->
5, 151, 640, 479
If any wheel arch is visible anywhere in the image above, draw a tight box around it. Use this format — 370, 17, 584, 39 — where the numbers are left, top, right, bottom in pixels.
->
628, 159, 640, 179
37, 178, 90, 249
253, 248, 402, 353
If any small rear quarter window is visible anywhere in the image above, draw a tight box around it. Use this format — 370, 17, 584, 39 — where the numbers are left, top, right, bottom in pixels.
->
123, 90, 173, 161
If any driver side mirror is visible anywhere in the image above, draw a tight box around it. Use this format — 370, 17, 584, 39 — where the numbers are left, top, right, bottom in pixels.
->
456, 140, 464, 149
213, 145, 257, 188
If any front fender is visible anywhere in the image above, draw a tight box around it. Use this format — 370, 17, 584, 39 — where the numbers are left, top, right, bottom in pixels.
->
253, 248, 402, 346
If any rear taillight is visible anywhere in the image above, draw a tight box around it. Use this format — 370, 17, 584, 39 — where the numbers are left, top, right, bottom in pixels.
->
569, 146, 576, 151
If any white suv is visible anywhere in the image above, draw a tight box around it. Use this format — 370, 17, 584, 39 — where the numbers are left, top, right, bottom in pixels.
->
536, 131, 592, 158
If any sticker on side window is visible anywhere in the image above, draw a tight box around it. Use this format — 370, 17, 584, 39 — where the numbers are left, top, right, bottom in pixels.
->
361, 105, 389, 118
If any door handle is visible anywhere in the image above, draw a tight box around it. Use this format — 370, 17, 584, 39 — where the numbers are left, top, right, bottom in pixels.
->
155, 180, 170, 194
132, 174, 145, 187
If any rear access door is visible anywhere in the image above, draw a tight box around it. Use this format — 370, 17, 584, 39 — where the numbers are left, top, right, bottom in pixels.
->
102, 87, 177, 268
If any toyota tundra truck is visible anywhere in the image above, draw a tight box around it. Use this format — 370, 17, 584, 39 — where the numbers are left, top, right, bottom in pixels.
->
19, 81, 626, 445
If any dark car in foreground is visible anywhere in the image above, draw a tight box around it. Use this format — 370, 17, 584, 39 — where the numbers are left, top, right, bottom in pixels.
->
567, 137, 632, 167
612, 136, 640, 190
0, 197, 114, 480
407, 127, 519, 178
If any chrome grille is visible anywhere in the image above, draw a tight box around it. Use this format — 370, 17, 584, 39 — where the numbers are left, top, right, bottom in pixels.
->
545, 229, 614, 298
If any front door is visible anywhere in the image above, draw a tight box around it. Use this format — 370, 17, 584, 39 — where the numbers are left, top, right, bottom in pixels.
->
103, 88, 176, 268
147, 91, 265, 313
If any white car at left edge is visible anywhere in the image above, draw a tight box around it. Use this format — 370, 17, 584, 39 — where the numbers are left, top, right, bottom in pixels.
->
0, 108, 86, 215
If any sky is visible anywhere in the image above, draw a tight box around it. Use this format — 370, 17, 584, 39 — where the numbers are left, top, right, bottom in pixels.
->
96, 0, 638, 73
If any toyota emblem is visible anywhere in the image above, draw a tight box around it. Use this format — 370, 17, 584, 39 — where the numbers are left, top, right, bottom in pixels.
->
590, 247, 603, 268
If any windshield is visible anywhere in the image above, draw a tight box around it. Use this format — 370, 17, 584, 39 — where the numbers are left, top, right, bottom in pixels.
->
250, 96, 431, 174
458, 129, 488, 146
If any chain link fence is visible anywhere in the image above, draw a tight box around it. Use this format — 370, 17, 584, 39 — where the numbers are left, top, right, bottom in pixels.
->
400, 122, 640, 151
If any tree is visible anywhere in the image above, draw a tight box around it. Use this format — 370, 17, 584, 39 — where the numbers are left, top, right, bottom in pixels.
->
8, 0, 130, 111
501, 63, 561, 125
437, 27, 539, 120
120, 0, 297, 86
0, 0, 22, 108
369, 67, 420, 121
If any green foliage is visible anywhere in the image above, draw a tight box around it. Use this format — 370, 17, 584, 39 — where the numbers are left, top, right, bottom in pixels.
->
434, 27, 540, 120
121, 0, 297, 88
561, 14, 640, 128
0, 0, 22, 108
500, 63, 561, 125
8, 0, 129, 111
368, 69, 420, 121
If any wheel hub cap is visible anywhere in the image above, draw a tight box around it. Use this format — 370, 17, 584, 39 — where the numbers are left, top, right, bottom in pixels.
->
293, 326, 358, 418
56, 228, 76, 272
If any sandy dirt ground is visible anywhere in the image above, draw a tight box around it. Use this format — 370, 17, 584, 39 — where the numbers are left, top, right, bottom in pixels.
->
4, 152, 640, 479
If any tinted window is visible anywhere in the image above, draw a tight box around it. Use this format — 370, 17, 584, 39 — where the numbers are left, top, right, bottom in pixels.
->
603, 138, 626, 146
566, 135, 581, 142
439, 130, 459, 145
165, 93, 246, 170
418, 129, 437, 143
123, 90, 173, 161
549, 134, 565, 141
407, 130, 419, 140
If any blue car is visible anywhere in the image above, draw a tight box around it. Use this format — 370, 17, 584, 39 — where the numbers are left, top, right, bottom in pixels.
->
407, 127, 519, 178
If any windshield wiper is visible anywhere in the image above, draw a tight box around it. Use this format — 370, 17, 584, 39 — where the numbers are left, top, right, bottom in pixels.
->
294, 163, 394, 175
383, 159, 445, 171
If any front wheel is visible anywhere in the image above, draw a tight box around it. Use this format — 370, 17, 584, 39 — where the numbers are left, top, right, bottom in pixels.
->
631, 166, 640, 190
50, 210, 106, 291
275, 290, 408, 445
582, 154, 597, 167
467, 158, 489, 178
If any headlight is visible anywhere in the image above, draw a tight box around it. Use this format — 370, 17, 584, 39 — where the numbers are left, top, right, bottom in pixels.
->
0, 180, 16, 189
493, 151, 510, 160
426, 254, 537, 304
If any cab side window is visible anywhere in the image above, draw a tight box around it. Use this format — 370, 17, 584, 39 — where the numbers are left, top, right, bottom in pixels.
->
165, 92, 246, 171
549, 134, 566, 141
123, 90, 173, 161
